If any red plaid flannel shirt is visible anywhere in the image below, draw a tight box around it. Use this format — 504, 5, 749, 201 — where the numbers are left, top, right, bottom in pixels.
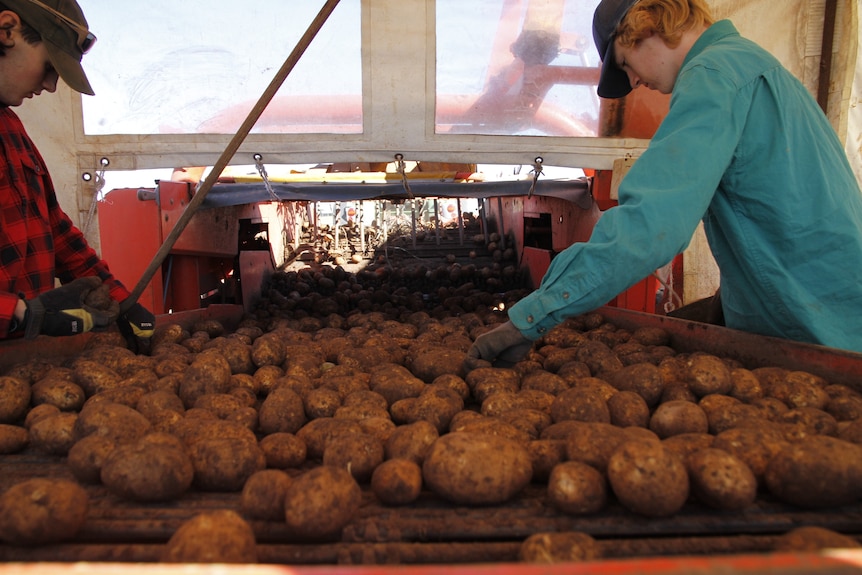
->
0, 107, 130, 337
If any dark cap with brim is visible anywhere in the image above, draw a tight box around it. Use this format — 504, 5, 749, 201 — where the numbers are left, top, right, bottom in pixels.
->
592, 0, 639, 99
4, 0, 94, 95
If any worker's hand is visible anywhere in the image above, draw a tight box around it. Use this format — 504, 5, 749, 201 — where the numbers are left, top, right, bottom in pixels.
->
465, 320, 533, 369
24, 276, 119, 339
117, 302, 155, 355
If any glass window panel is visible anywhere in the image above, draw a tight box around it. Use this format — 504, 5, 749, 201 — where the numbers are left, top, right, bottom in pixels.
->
436, 0, 601, 137
78, 0, 362, 135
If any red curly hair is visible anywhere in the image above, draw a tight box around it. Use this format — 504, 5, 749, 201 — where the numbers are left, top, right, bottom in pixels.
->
616, 0, 715, 50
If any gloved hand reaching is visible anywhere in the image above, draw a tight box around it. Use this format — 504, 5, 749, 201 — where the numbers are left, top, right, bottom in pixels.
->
24, 276, 119, 338
117, 301, 155, 354
466, 320, 533, 367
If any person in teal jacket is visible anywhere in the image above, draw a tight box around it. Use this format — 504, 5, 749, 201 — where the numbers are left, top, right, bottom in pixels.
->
467, 0, 862, 364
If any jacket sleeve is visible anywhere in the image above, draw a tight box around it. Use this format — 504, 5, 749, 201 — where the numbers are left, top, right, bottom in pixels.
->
46, 178, 132, 304
507, 66, 743, 339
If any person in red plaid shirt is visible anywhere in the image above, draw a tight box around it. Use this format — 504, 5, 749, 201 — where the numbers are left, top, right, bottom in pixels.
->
0, 0, 153, 352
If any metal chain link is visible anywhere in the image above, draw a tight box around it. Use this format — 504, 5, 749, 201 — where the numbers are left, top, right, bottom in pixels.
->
81, 157, 109, 237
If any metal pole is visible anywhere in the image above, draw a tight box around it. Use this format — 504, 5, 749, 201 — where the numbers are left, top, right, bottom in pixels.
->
120, 0, 342, 314
456, 198, 464, 246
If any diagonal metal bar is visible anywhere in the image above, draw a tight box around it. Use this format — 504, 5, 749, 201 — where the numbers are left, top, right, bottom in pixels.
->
120, 0, 342, 314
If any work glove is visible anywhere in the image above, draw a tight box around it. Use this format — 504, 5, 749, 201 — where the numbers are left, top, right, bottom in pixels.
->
23, 276, 119, 339
117, 301, 155, 355
465, 320, 533, 369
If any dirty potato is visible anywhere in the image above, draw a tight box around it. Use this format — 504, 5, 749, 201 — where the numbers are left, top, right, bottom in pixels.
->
371, 458, 423, 506
0, 478, 88, 545
0, 376, 30, 423
422, 432, 532, 505
283, 465, 362, 540
764, 436, 862, 508
519, 532, 602, 564
101, 433, 194, 501
547, 461, 607, 515
607, 440, 689, 517
258, 432, 307, 469
648, 400, 709, 439
240, 469, 292, 521
162, 509, 257, 563
685, 448, 757, 511
0, 424, 28, 454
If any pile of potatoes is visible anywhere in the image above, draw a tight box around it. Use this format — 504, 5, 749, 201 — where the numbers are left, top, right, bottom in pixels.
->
2, 273, 862, 561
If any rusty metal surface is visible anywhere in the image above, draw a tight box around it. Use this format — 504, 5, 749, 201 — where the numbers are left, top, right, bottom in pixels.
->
599, 307, 862, 392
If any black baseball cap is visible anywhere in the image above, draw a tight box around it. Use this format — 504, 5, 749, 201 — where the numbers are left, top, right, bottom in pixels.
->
4, 0, 95, 95
592, 0, 639, 99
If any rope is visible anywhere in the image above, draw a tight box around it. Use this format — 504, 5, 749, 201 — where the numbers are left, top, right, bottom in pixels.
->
81, 156, 109, 237
254, 153, 279, 201
395, 153, 414, 199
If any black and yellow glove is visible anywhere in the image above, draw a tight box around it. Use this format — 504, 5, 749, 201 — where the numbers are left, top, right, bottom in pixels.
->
24, 276, 119, 339
117, 302, 155, 354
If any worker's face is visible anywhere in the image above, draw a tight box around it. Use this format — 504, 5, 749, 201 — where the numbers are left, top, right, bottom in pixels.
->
613, 32, 679, 95
0, 15, 59, 107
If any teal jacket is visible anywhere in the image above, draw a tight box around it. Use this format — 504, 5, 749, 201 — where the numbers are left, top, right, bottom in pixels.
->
508, 20, 862, 353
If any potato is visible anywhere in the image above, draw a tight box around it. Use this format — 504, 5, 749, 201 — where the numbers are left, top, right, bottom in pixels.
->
178, 352, 232, 408
549, 387, 610, 424
0, 376, 30, 423
498, 408, 553, 439
606, 363, 664, 407
72, 359, 122, 396
67, 434, 117, 483
162, 509, 257, 563
685, 448, 757, 510
547, 461, 607, 515
384, 420, 439, 465
240, 469, 292, 520
323, 432, 384, 482
430, 374, 470, 402
662, 432, 715, 460
296, 417, 364, 460
0, 478, 88, 545
24, 403, 59, 429
422, 432, 532, 505
449, 416, 532, 444
303, 387, 343, 419
73, 401, 151, 444
527, 439, 567, 482
519, 532, 602, 564
518, 370, 568, 396
465, 367, 521, 403
770, 371, 830, 409
30, 377, 85, 412
258, 432, 307, 469
0, 424, 28, 454
410, 348, 468, 382
607, 440, 689, 517
607, 390, 650, 428
251, 332, 286, 367
773, 526, 861, 551
707, 402, 765, 434
253, 365, 285, 395
764, 436, 862, 508
368, 364, 426, 405
136, 390, 185, 420
564, 422, 628, 473
648, 400, 709, 439
101, 433, 194, 501
826, 394, 862, 422
29, 411, 78, 455
371, 458, 423, 505
258, 387, 307, 435
188, 436, 266, 492
685, 354, 733, 397
779, 407, 838, 436
398, 386, 464, 433
283, 465, 362, 540
729, 368, 764, 403
356, 417, 396, 446
84, 385, 148, 410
